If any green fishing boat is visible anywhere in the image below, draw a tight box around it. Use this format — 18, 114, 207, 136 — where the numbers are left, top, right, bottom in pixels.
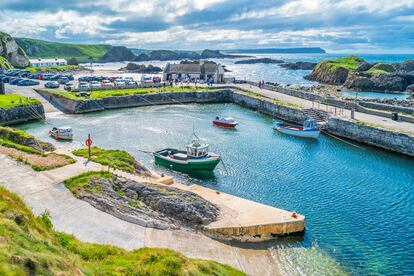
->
154, 139, 221, 173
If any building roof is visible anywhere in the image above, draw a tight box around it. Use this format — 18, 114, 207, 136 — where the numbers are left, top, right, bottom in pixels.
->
164, 62, 222, 75
29, 58, 67, 64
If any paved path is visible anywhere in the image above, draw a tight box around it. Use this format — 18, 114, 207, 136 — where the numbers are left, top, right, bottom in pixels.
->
229, 83, 414, 133
0, 152, 282, 275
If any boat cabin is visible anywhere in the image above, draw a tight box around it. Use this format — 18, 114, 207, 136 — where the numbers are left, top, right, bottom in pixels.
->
52, 126, 72, 134
303, 119, 317, 130
186, 140, 209, 158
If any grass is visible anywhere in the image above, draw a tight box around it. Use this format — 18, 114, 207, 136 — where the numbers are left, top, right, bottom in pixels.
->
38, 86, 217, 101
367, 68, 390, 74
64, 171, 113, 196
15, 37, 111, 63
72, 146, 141, 173
327, 55, 365, 71
0, 94, 40, 109
25, 65, 84, 73
0, 56, 12, 69
0, 126, 75, 170
0, 185, 244, 275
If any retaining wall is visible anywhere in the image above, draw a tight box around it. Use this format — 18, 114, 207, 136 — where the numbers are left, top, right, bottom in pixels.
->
326, 117, 414, 156
0, 104, 45, 126
360, 101, 414, 115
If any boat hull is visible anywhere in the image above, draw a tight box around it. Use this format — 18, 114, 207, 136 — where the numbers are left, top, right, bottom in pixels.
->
49, 132, 73, 141
213, 121, 238, 128
154, 151, 220, 173
274, 125, 320, 138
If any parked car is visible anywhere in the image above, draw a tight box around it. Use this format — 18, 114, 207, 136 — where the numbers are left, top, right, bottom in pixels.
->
5, 70, 20, 76
58, 77, 70, 84
0, 76, 10, 83
126, 81, 137, 86
101, 79, 114, 87
43, 74, 57, 80
63, 74, 74, 81
18, 71, 30, 78
45, 81, 59, 88
79, 82, 90, 89
9, 78, 23, 85
114, 79, 126, 86
35, 74, 44, 80
123, 77, 134, 82
17, 79, 40, 86
89, 81, 101, 88
64, 83, 75, 91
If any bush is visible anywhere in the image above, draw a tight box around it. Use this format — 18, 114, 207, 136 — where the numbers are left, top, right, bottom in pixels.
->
67, 57, 79, 65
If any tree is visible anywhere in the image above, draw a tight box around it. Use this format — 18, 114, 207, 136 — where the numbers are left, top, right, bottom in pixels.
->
67, 57, 78, 66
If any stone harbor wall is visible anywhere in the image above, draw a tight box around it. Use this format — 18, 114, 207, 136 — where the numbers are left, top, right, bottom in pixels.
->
36, 90, 233, 114
360, 101, 414, 115
0, 104, 45, 126
325, 117, 414, 156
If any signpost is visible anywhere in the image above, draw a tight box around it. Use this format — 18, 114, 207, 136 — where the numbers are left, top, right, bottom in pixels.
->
85, 134, 93, 160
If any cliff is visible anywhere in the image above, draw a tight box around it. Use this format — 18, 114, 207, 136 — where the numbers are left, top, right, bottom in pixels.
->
0, 31, 29, 68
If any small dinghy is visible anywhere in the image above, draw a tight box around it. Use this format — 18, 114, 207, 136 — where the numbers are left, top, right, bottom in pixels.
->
49, 126, 73, 141
213, 116, 238, 128
274, 119, 320, 139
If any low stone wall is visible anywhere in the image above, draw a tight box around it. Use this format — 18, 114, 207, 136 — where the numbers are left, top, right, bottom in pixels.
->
360, 101, 414, 115
326, 117, 414, 156
0, 104, 45, 126
36, 89, 233, 114
231, 91, 307, 124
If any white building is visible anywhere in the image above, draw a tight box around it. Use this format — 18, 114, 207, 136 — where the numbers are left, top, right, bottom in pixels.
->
29, 58, 67, 68
163, 61, 225, 83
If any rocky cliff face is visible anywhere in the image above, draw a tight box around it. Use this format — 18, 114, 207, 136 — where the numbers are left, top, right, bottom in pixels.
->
305, 61, 350, 84
0, 32, 29, 67
306, 56, 414, 92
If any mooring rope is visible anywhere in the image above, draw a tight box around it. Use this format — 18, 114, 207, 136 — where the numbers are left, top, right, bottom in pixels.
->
321, 129, 365, 150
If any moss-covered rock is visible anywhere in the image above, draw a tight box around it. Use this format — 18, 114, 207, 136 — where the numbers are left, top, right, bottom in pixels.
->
368, 63, 395, 74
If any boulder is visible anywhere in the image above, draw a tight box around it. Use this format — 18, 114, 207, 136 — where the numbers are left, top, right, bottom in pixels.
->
0, 31, 29, 67
305, 61, 349, 84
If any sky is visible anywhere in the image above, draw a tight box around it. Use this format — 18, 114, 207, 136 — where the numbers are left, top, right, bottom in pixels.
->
0, 0, 413, 53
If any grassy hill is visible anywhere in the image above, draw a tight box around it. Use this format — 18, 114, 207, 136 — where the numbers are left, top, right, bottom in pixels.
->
15, 38, 111, 63
0, 185, 244, 275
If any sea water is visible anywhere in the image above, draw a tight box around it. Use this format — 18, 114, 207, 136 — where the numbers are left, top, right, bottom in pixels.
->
19, 103, 414, 275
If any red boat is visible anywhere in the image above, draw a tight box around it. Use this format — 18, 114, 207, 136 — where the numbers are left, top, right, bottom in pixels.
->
213, 116, 238, 128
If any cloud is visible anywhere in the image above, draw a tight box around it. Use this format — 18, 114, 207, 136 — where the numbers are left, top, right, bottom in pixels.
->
0, 0, 413, 52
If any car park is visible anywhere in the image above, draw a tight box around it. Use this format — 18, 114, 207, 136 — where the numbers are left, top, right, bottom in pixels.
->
43, 74, 57, 80
17, 79, 39, 86
18, 71, 30, 78
45, 81, 59, 88
0, 76, 11, 83
126, 81, 137, 86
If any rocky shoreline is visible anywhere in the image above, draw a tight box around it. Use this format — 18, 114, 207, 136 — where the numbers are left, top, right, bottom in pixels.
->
69, 173, 220, 231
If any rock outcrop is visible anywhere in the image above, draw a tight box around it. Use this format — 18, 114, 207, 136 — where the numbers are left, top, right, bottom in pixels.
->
279, 61, 317, 70
73, 175, 220, 230
406, 84, 414, 92
0, 125, 54, 152
0, 31, 29, 67
235, 58, 284, 64
120, 63, 162, 73
100, 46, 136, 62
305, 61, 350, 84
306, 56, 414, 92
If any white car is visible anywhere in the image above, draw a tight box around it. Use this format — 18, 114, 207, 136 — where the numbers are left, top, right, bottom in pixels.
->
90, 81, 101, 88
114, 80, 126, 86
126, 81, 137, 86
101, 80, 114, 87
124, 77, 134, 82
79, 82, 90, 89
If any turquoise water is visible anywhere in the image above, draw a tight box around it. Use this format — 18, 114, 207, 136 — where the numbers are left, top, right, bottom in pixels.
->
19, 103, 414, 275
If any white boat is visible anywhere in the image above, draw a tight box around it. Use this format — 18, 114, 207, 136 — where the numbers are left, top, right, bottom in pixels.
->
49, 126, 73, 141
273, 119, 320, 139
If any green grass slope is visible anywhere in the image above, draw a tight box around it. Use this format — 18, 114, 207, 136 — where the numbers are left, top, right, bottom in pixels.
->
0, 185, 244, 275
15, 38, 111, 63
0, 56, 12, 69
